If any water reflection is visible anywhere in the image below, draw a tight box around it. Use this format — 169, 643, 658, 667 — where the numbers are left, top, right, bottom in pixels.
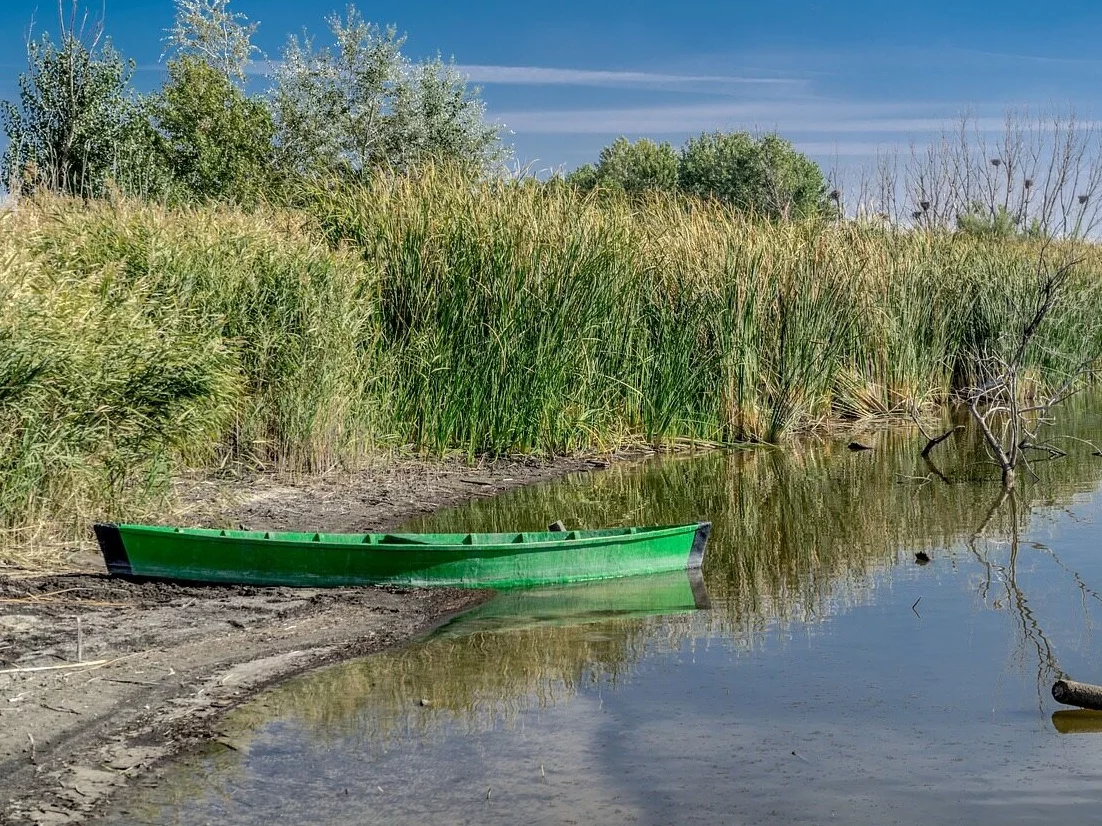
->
1052, 710, 1102, 734
406, 406, 1102, 649
224, 572, 709, 754
439, 569, 711, 637
100, 400, 1102, 825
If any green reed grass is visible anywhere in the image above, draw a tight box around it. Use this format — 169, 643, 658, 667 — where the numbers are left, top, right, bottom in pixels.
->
4, 171, 1102, 554
309, 171, 1102, 449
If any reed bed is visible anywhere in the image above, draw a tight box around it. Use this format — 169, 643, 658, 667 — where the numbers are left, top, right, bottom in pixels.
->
310, 171, 1102, 449
4, 171, 1102, 551
0, 199, 381, 546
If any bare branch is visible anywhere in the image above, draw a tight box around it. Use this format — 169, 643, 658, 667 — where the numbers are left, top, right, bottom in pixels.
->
921, 426, 963, 458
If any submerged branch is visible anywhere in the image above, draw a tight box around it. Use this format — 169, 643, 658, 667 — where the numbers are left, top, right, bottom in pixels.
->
921, 426, 963, 459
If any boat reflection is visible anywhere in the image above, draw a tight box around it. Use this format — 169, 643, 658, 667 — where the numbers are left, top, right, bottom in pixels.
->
1051, 710, 1102, 734
435, 568, 709, 638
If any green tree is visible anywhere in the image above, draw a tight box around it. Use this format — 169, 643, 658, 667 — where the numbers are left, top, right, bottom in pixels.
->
272, 6, 503, 179
678, 131, 826, 219
1, 11, 145, 197
564, 163, 599, 191
594, 137, 679, 194
150, 56, 274, 202
380, 55, 502, 172
150, 0, 273, 202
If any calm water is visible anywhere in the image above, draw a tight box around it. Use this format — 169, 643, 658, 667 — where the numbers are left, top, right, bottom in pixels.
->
103, 405, 1102, 825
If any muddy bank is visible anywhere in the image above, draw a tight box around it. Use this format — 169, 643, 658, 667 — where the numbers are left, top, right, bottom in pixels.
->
0, 454, 626, 825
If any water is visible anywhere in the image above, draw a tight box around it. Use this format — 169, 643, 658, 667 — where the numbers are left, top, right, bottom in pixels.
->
103, 405, 1102, 825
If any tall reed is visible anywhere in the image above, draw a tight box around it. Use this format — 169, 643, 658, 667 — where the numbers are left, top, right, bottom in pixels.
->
0, 199, 380, 544
308, 171, 1102, 450
3, 172, 1102, 553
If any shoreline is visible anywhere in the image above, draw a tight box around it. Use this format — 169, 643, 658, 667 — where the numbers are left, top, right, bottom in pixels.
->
0, 453, 642, 825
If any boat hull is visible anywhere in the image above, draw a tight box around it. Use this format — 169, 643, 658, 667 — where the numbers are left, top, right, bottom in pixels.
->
94, 522, 711, 589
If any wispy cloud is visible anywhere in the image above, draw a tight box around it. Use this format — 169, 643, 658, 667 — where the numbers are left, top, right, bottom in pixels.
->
456, 64, 800, 88
947, 47, 1102, 68
796, 141, 898, 158
491, 101, 1008, 135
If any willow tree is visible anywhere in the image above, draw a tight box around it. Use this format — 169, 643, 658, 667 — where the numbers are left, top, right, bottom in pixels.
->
151, 0, 274, 202
271, 6, 504, 180
163, 0, 260, 83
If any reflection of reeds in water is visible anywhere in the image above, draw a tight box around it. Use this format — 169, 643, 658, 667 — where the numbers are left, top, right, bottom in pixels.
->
223, 401, 1102, 751
407, 404, 1102, 632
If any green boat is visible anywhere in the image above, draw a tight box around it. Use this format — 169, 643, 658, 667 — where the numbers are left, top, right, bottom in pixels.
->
93, 521, 711, 588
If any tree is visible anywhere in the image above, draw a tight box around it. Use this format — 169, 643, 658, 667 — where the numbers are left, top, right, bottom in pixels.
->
163, 0, 259, 84
272, 9, 405, 178
380, 56, 502, 173
272, 6, 503, 179
1, 5, 145, 197
564, 163, 599, 191
678, 131, 826, 219
150, 56, 274, 202
594, 137, 678, 194
151, 0, 273, 202
563, 138, 678, 194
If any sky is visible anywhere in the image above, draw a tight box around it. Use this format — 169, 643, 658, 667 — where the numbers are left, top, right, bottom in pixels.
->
3, 0, 1102, 178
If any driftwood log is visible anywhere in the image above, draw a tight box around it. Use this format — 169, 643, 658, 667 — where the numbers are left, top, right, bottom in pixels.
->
1052, 679, 1102, 711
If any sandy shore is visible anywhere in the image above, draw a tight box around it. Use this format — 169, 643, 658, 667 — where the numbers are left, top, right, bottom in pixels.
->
0, 454, 619, 825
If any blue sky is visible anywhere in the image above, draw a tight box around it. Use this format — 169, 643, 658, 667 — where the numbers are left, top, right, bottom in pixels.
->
2, 0, 1102, 175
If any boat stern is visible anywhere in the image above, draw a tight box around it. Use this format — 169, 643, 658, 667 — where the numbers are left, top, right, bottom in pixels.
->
94, 523, 134, 577
688, 522, 711, 569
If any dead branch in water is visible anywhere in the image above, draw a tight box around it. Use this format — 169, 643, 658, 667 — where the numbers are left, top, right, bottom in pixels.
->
961, 253, 1087, 488
908, 403, 963, 460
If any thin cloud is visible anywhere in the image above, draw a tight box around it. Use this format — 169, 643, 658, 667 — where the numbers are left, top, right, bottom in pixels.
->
947, 47, 1102, 68
456, 64, 801, 88
797, 141, 897, 158
491, 101, 1011, 135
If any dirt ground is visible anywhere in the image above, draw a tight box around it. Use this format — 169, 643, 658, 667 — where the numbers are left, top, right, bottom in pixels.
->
0, 454, 619, 825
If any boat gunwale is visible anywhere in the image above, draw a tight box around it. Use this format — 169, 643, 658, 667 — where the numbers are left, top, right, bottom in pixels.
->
103, 522, 707, 555
94, 521, 712, 588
